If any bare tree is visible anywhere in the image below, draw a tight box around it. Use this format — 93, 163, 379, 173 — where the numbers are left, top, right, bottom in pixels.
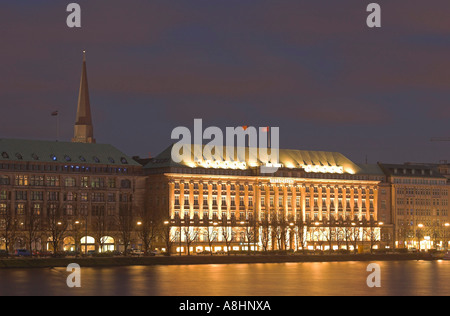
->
220, 217, 234, 255
136, 207, 160, 256
47, 206, 68, 256
92, 206, 112, 253
260, 214, 271, 252
295, 218, 307, 254
22, 204, 41, 257
0, 209, 18, 256
204, 226, 217, 255
273, 212, 287, 251
183, 218, 200, 256
116, 205, 134, 256
159, 219, 178, 256
349, 226, 362, 254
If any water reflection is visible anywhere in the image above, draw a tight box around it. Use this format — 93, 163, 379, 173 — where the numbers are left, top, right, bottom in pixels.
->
0, 261, 449, 296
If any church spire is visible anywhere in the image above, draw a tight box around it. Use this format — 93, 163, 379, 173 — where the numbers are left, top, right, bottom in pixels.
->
72, 50, 96, 144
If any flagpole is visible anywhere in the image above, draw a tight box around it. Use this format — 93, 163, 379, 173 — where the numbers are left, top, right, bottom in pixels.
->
52, 111, 59, 141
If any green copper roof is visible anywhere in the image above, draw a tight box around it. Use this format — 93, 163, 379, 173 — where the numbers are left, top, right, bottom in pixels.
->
0, 138, 140, 166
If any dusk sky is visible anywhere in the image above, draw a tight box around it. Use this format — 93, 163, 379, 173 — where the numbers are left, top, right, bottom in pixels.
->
1, 1, 450, 165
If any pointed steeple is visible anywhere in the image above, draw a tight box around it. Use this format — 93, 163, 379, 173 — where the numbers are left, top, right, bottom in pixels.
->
72, 50, 96, 144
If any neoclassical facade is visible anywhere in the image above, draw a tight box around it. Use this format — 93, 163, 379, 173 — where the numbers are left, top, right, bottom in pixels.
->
144, 145, 392, 253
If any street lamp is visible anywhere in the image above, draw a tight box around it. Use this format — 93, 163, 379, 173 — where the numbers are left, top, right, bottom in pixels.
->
417, 224, 424, 251
444, 223, 449, 251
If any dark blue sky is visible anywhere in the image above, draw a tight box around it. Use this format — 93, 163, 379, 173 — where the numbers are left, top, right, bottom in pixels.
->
1, 0, 450, 164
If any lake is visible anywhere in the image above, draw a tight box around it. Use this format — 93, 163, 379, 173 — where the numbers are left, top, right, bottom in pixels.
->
0, 260, 448, 296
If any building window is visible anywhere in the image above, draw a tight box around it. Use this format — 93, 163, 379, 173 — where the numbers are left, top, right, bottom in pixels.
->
15, 191, 27, 201
15, 175, 29, 186
80, 177, 89, 188
32, 203, 41, 215
47, 192, 59, 201
91, 178, 105, 188
121, 179, 131, 188
16, 203, 25, 216
65, 177, 76, 187
81, 193, 88, 202
0, 176, 9, 185
65, 205, 73, 216
108, 178, 116, 188
31, 191, 44, 201
46, 176, 59, 187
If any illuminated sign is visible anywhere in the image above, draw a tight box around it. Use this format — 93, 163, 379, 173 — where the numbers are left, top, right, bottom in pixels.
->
270, 178, 294, 185
195, 160, 247, 170
303, 165, 344, 174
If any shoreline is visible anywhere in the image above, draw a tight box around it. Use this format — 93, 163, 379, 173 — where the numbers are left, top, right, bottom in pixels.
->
0, 253, 436, 269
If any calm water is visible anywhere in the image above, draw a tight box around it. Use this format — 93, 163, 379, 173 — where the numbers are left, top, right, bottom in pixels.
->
0, 260, 449, 296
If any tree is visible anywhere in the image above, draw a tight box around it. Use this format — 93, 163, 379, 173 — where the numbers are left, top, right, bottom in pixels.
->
115, 206, 134, 256
22, 204, 42, 257
136, 207, 160, 256
47, 206, 68, 256
349, 225, 362, 254
221, 217, 234, 255
0, 209, 18, 256
159, 220, 177, 256
295, 217, 307, 254
204, 226, 217, 255
260, 214, 271, 252
183, 219, 200, 256
243, 219, 256, 255
92, 206, 112, 253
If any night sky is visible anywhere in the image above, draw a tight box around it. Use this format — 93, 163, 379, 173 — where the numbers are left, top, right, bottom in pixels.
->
1, 1, 450, 165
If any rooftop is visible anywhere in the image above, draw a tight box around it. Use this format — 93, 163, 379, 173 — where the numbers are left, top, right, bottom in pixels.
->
0, 138, 140, 167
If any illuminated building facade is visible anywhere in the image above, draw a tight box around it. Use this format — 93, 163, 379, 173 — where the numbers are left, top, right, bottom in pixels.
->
144, 145, 391, 253
379, 163, 450, 250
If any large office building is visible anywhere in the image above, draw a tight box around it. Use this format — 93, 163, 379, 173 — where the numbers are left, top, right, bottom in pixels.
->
144, 144, 391, 253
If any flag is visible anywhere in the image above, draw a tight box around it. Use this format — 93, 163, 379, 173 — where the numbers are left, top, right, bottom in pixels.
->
261, 126, 269, 132
51, 111, 58, 116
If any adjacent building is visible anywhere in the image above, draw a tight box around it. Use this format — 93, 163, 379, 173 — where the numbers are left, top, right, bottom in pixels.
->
379, 163, 450, 250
